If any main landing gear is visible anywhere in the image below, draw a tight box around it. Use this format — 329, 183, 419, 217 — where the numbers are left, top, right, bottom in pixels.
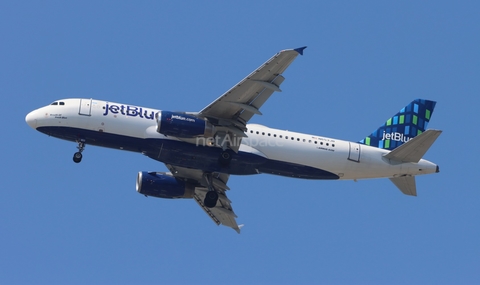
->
203, 173, 219, 208
204, 191, 219, 208
214, 131, 234, 167
73, 140, 85, 163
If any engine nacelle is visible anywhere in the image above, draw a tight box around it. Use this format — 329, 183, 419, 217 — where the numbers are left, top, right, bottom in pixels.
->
136, 171, 195, 199
156, 111, 214, 138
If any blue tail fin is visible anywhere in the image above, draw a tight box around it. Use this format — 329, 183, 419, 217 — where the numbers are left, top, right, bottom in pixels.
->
359, 99, 437, 150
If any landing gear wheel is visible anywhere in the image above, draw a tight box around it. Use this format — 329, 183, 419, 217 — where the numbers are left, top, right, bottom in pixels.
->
218, 150, 232, 167
73, 152, 82, 163
73, 139, 86, 163
204, 191, 219, 208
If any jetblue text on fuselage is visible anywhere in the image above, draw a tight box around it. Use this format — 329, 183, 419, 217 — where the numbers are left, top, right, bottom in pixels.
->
171, 114, 196, 122
103, 103, 155, 120
382, 131, 411, 142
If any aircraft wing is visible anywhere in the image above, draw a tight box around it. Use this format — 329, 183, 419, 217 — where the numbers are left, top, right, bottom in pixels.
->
165, 164, 242, 233
198, 47, 306, 135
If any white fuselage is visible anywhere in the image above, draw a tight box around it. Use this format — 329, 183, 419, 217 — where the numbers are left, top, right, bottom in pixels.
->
25, 98, 438, 180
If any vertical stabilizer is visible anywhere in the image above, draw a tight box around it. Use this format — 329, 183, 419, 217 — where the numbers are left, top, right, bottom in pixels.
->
359, 99, 436, 151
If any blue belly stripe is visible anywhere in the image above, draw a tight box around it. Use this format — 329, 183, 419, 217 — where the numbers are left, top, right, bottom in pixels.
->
37, 126, 339, 180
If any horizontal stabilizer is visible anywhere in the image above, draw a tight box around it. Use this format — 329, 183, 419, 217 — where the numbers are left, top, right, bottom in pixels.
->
390, 176, 417, 196
384, 129, 442, 163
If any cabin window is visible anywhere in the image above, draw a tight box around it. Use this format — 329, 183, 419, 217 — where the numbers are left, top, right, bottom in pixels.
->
314, 141, 317, 144
274, 134, 277, 137
268, 133, 270, 136
262, 132, 265, 135
256, 131, 259, 134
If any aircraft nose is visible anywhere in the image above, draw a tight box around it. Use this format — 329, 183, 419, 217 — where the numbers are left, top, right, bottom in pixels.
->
25, 110, 38, 129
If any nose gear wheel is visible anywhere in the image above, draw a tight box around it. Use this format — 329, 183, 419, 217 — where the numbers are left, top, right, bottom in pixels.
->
73, 140, 86, 163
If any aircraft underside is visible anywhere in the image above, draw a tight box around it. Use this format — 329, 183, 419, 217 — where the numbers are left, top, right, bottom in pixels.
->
37, 126, 339, 180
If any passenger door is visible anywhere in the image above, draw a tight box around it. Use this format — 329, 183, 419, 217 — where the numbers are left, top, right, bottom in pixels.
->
348, 142, 361, 162
79, 98, 92, 116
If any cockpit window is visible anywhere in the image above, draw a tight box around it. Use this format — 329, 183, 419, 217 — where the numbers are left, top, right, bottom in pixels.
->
59, 102, 65, 105
50, 101, 65, 106
51, 102, 58, 105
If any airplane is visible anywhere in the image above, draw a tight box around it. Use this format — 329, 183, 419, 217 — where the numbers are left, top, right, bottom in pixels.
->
25, 47, 442, 233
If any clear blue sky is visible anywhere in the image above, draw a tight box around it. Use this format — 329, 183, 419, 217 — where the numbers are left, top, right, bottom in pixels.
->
1, 1, 479, 284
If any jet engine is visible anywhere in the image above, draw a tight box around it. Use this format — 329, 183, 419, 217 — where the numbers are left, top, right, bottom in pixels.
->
136, 171, 195, 199
156, 111, 214, 138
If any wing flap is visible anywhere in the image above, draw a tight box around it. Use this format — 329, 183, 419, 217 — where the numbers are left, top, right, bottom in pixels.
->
194, 188, 241, 233
193, 193, 221, 225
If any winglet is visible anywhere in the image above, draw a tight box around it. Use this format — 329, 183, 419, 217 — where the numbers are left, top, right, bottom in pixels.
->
234, 224, 244, 234
294, 46, 307, 55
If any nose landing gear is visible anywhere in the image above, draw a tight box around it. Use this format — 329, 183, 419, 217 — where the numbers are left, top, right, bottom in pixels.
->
73, 140, 85, 163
